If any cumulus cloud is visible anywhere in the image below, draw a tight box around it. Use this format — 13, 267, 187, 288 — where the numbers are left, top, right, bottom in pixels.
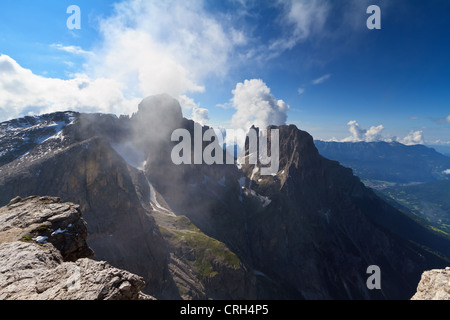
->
443, 169, 450, 175
0, 54, 139, 120
336, 120, 424, 145
230, 79, 290, 132
88, 0, 237, 99
192, 107, 210, 126
178, 95, 209, 126
398, 130, 425, 146
341, 121, 385, 142
0, 0, 241, 122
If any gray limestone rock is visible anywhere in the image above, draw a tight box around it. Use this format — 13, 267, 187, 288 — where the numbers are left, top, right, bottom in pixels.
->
411, 267, 450, 300
0, 196, 153, 300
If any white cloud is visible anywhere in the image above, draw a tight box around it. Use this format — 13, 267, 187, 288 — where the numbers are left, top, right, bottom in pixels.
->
398, 130, 425, 146
432, 114, 450, 124
341, 120, 385, 143
192, 107, 210, 126
443, 169, 450, 175
312, 74, 331, 85
365, 124, 385, 142
178, 95, 209, 125
439, 115, 450, 124
0, 54, 139, 120
269, 0, 329, 54
230, 79, 290, 132
51, 43, 93, 56
0, 0, 242, 121
432, 140, 450, 145
338, 120, 425, 145
297, 88, 305, 95
88, 0, 237, 99
178, 95, 198, 111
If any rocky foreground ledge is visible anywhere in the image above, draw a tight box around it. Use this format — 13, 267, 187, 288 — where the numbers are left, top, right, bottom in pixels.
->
411, 267, 450, 300
0, 196, 153, 300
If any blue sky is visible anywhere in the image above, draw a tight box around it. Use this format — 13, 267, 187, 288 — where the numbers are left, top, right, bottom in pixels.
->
0, 0, 449, 145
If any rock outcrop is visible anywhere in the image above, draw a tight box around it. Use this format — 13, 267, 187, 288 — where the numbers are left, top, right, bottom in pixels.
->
0, 196, 152, 300
411, 268, 450, 300
0, 195, 93, 261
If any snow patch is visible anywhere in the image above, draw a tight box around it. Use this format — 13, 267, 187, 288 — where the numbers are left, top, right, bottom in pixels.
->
248, 189, 272, 208
51, 228, 67, 236
33, 236, 48, 244
146, 176, 175, 216
37, 121, 69, 144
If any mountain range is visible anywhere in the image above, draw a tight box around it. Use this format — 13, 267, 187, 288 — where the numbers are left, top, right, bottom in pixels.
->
314, 140, 450, 188
0, 94, 449, 300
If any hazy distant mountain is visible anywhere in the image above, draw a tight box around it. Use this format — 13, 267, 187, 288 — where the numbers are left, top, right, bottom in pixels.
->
428, 145, 450, 157
1, 94, 449, 300
314, 140, 450, 188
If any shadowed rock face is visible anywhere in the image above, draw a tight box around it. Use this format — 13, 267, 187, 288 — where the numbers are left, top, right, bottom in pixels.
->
144, 123, 450, 300
0, 135, 175, 298
0, 196, 152, 300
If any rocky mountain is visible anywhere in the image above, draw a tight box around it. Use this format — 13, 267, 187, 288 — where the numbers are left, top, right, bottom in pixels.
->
0, 195, 151, 300
314, 140, 450, 187
1, 94, 449, 300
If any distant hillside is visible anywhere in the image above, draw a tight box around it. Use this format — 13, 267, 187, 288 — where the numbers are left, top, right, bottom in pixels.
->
428, 145, 450, 157
314, 140, 450, 187
379, 180, 450, 236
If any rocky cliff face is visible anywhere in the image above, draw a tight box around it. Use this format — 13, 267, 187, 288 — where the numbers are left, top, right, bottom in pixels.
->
0, 133, 175, 298
411, 268, 450, 300
146, 122, 450, 299
0, 96, 256, 300
0, 196, 151, 300
1, 94, 449, 300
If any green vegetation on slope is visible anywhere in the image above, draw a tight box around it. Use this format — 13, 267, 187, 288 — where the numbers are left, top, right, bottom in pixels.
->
379, 180, 450, 236
158, 215, 241, 278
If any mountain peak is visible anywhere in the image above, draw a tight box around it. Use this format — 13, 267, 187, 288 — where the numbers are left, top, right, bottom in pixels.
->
136, 94, 183, 122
